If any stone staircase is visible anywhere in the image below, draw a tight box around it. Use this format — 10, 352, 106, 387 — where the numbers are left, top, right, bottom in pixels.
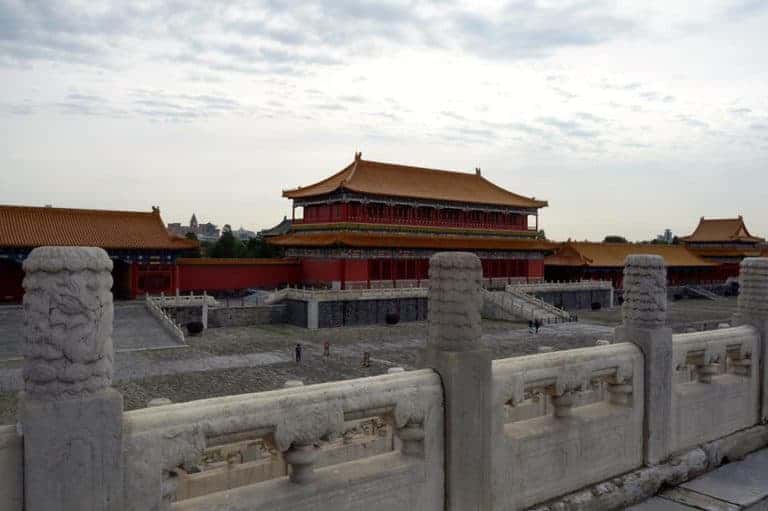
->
481, 288, 575, 324
684, 285, 721, 301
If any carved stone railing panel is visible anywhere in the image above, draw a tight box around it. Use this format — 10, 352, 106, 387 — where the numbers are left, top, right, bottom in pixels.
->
122, 369, 443, 511
491, 343, 644, 510
670, 325, 760, 453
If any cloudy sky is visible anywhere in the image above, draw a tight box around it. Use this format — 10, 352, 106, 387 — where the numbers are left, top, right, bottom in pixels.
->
1, 0, 766, 241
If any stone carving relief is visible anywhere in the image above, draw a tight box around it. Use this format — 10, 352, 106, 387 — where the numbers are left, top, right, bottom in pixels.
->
622, 254, 667, 329
22, 246, 114, 399
739, 258, 768, 317
428, 252, 483, 350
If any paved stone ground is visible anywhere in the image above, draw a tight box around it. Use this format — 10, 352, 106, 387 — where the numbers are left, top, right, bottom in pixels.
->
577, 297, 739, 326
0, 298, 738, 425
629, 447, 768, 510
0, 306, 23, 359
0, 302, 183, 359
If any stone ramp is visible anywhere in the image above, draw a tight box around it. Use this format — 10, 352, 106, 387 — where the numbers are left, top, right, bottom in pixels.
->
113, 302, 184, 350
0, 302, 183, 360
685, 285, 722, 301
481, 289, 573, 324
629, 448, 768, 510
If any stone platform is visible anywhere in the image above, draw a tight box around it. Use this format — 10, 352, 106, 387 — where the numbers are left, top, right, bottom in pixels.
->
630, 448, 768, 510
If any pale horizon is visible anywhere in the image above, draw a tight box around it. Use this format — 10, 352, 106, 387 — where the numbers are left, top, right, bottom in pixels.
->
2, 0, 767, 242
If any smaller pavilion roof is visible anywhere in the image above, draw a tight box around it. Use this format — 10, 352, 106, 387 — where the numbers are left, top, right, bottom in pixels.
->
268, 231, 554, 252
545, 242, 716, 268
283, 153, 547, 209
680, 216, 764, 243
260, 216, 292, 237
0, 205, 199, 251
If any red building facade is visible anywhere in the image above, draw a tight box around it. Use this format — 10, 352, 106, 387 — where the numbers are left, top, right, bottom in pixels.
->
270, 153, 552, 287
0, 205, 199, 301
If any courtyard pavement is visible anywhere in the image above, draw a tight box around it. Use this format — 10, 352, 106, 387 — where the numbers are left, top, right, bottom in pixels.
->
0, 298, 738, 424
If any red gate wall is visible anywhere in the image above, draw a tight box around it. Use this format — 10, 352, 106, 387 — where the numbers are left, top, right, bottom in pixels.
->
177, 259, 302, 291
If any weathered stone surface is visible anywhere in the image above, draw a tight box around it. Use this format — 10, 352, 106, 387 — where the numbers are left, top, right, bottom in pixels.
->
0, 426, 22, 511
623, 254, 667, 330
21, 388, 124, 511
530, 425, 768, 511
737, 258, 768, 421
22, 246, 114, 399
738, 258, 768, 318
670, 326, 759, 454
423, 252, 491, 511
20, 247, 124, 511
427, 252, 483, 351
492, 343, 644, 510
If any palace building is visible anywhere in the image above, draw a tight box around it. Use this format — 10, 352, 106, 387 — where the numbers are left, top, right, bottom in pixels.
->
681, 216, 765, 279
544, 242, 718, 289
268, 153, 553, 287
0, 205, 198, 301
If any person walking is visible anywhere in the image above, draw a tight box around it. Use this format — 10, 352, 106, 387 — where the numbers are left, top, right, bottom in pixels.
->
295, 343, 302, 364
323, 340, 330, 359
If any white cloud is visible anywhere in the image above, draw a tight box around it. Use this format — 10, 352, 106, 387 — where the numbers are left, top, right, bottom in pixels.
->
0, 0, 767, 240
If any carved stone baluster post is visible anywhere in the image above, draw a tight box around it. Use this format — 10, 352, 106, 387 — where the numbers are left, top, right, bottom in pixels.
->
737, 258, 768, 420
614, 254, 672, 465
20, 247, 124, 511
421, 252, 491, 511
274, 401, 343, 485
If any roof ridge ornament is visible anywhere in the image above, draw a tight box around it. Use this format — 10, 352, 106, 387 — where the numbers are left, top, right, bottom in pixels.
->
354, 151, 362, 161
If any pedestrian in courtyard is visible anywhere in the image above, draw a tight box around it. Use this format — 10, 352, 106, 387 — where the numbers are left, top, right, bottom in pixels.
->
534, 319, 541, 334
323, 340, 330, 359
361, 351, 370, 368
295, 343, 302, 364
528, 320, 534, 334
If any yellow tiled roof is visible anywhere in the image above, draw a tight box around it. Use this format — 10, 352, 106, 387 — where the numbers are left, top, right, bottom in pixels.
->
545, 242, 717, 268
268, 231, 554, 251
283, 155, 547, 208
0, 205, 199, 250
681, 217, 764, 243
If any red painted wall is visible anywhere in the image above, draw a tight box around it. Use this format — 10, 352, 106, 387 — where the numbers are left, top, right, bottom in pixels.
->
343, 259, 369, 282
527, 259, 545, 278
178, 260, 302, 291
300, 259, 343, 285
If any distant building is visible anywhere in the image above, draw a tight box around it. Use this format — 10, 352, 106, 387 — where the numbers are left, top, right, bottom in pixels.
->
232, 227, 258, 240
544, 241, 717, 289
167, 213, 220, 242
260, 216, 292, 238
655, 228, 674, 244
681, 216, 765, 279
268, 152, 551, 287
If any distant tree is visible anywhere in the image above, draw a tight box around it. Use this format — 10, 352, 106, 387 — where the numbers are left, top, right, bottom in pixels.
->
672, 236, 680, 245
210, 227, 238, 258
239, 236, 280, 258
535, 230, 546, 240
604, 235, 628, 243
184, 232, 198, 241
199, 240, 214, 257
